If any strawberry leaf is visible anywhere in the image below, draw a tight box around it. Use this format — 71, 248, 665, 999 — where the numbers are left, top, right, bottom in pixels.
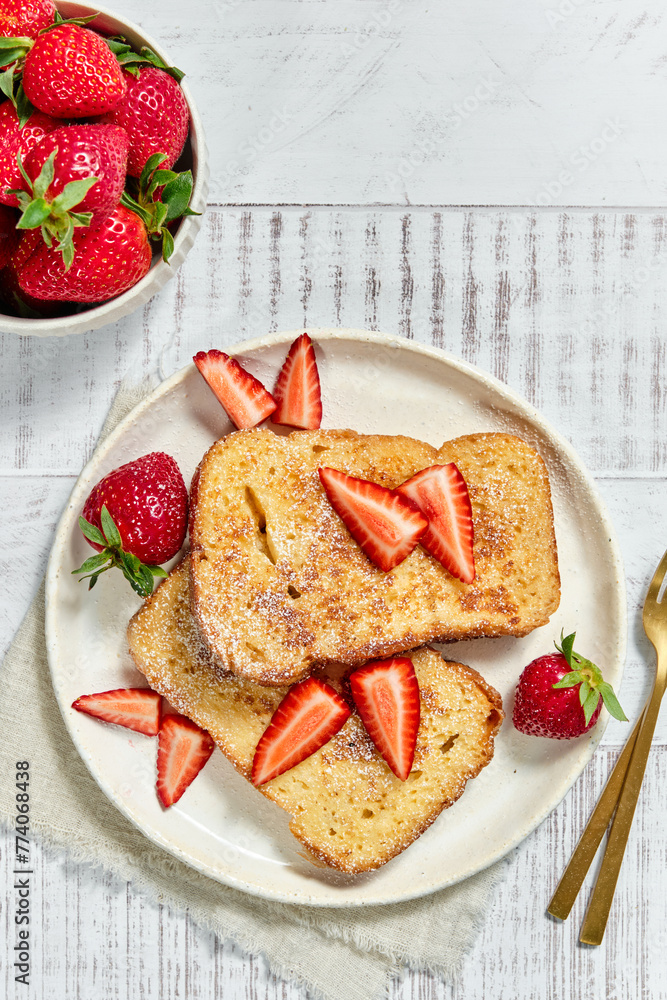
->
139, 153, 168, 193
120, 190, 151, 228
72, 552, 112, 574
31, 148, 55, 199
58, 220, 76, 271
69, 210, 94, 227
100, 505, 122, 548
48, 12, 97, 29
16, 151, 30, 188
51, 177, 98, 214
556, 630, 577, 666
0, 65, 15, 101
17, 198, 50, 228
0, 48, 27, 69
0, 38, 31, 75
151, 200, 168, 232
78, 516, 106, 546
160, 226, 174, 261
553, 627, 627, 727
137, 563, 155, 593
599, 682, 629, 722
13, 149, 96, 263
0, 37, 32, 49
74, 508, 166, 599
123, 159, 198, 262
552, 670, 584, 689
582, 687, 601, 726
104, 37, 133, 58
15, 86, 34, 128
162, 171, 194, 223
118, 551, 154, 598
148, 169, 177, 195
0, 66, 31, 121
109, 38, 185, 83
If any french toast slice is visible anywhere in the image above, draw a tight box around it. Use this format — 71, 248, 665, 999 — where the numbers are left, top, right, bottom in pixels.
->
127, 560, 504, 874
189, 429, 560, 686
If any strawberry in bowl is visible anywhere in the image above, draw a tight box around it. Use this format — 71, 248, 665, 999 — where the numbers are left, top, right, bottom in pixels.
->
1, 0, 56, 38
0, 100, 59, 208
101, 61, 190, 178
0, 0, 208, 336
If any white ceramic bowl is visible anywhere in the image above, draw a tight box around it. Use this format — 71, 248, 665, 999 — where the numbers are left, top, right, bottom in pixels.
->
0, 1, 209, 337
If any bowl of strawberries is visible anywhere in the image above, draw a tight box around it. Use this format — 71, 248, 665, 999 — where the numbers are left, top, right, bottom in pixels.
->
0, 0, 208, 336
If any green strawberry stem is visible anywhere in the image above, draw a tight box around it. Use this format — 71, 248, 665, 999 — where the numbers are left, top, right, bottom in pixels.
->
72, 505, 167, 599
51, 12, 99, 28
10, 149, 97, 270
121, 153, 199, 262
552, 630, 628, 725
105, 37, 185, 83
0, 37, 34, 122
0, 37, 32, 67
0, 64, 34, 126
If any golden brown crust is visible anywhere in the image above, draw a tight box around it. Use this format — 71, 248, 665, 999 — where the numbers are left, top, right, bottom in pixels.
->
128, 562, 504, 874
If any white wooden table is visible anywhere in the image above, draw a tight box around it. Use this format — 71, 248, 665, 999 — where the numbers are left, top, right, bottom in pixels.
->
2, 1, 667, 996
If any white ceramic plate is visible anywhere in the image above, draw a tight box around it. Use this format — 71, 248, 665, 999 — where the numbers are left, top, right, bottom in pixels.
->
45, 329, 626, 907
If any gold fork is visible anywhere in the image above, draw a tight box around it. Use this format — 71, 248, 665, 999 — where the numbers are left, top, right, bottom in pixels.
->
547, 712, 644, 923
549, 548, 667, 943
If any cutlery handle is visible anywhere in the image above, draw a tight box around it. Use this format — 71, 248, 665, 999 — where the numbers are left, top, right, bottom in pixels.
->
547, 712, 643, 921
579, 685, 663, 945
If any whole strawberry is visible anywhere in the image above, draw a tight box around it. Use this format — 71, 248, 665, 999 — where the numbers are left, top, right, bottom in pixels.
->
16, 201, 153, 301
21, 24, 126, 118
0, 0, 54, 38
14, 123, 130, 265
0, 203, 19, 268
0, 99, 59, 207
0, 263, 68, 316
23, 123, 129, 220
513, 632, 627, 739
102, 65, 189, 177
1, 229, 68, 315
16, 149, 197, 299
74, 452, 188, 597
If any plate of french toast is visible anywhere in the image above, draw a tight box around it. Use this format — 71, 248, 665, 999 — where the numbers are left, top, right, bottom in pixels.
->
45, 328, 626, 906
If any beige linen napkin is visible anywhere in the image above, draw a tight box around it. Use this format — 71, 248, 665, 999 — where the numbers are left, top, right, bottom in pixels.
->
0, 378, 506, 1000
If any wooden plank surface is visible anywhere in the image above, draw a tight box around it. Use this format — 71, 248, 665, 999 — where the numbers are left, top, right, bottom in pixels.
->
2, 749, 666, 999
2, 207, 667, 997
93, 0, 667, 207
4, 209, 667, 474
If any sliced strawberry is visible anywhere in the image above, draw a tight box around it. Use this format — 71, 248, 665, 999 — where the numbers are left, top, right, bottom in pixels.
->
397, 463, 475, 584
156, 714, 215, 807
318, 466, 427, 572
349, 657, 420, 781
194, 349, 277, 430
252, 677, 351, 786
272, 332, 322, 429
72, 688, 162, 737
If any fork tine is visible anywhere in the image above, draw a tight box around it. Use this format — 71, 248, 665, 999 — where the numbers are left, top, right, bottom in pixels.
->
644, 549, 667, 610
